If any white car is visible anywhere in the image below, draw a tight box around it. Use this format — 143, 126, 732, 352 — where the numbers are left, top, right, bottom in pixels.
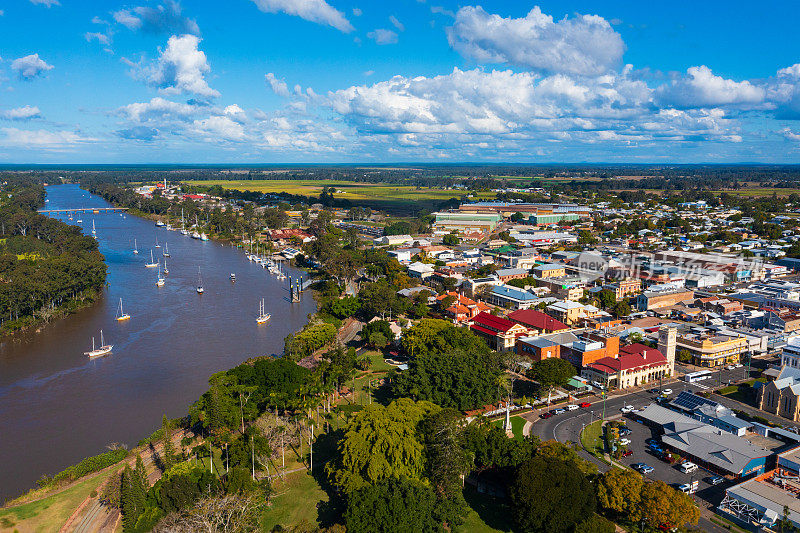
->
734, 364, 743, 369
620, 405, 635, 414
726, 365, 736, 370
662, 388, 672, 396
566, 404, 579, 411
619, 438, 631, 446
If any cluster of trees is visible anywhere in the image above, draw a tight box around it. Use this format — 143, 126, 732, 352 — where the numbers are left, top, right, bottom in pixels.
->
0, 180, 107, 334
283, 322, 338, 360
393, 319, 504, 411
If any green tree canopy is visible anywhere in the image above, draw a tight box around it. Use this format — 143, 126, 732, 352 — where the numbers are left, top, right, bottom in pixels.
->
509, 456, 595, 533
327, 398, 440, 494
344, 478, 442, 533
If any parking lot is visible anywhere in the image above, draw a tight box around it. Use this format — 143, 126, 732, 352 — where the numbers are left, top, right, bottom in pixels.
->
617, 412, 730, 504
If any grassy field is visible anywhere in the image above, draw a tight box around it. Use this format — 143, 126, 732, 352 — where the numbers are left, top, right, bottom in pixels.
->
186, 179, 493, 212
491, 415, 526, 440
260, 471, 329, 531
0, 473, 107, 533
580, 420, 605, 459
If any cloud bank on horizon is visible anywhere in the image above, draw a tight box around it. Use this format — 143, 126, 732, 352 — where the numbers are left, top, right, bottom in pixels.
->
1, 0, 800, 163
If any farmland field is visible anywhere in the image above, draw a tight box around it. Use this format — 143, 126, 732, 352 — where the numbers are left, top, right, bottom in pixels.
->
186, 179, 494, 212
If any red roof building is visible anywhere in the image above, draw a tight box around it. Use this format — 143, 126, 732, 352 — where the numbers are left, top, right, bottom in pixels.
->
507, 309, 569, 334
436, 291, 490, 323
469, 312, 528, 352
582, 344, 670, 390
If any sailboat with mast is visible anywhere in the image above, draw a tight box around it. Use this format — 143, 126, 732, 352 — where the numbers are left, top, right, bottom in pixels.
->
91, 220, 97, 237
163, 257, 169, 275
256, 298, 271, 324
116, 298, 131, 321
196, 267, 204, 294
145, 250, 158, 268
156, 263, 165, 287
133, 238, 139, 255
180, 209, 189, 235
154, 235, 161, 248
163, 243, 170, 257
85, 330, 113, 357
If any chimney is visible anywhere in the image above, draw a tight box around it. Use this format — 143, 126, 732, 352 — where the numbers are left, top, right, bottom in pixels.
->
642, 350, 647, 360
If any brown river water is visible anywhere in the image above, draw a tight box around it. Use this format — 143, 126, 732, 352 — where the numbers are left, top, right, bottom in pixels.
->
0, 184, 316, 501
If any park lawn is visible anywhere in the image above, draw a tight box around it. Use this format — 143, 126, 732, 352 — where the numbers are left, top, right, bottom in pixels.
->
260, 471, 328, 532
0, 472, 107, 533
363, 349, 394, 372
490, 415, 526, 440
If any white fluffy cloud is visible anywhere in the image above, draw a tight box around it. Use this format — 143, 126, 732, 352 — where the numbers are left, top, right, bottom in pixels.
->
782, 127, 800, 141
326, 67, 740, 151
250, 0, 354, 33
367, 29, 398, 45
29, 0, 60, 7
389, 15, 404, 32
131, 35, 219, 98
447, 6, 624, 76
1, 106, 42, 120
0, 128, 93, 148
113, 1, 199, 35
265, 73, 291, 97
656, 66, 765, 108
11, 54, 54, 80
119, 97, 202, 123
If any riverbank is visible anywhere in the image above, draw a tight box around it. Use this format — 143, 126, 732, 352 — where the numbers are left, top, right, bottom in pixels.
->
0, 287, 101, 339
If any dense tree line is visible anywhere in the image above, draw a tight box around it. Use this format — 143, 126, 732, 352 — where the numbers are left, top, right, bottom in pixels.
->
0, 179, 107, 334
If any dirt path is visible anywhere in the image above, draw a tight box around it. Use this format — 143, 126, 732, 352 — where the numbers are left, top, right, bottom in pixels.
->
62, 430, 191, 533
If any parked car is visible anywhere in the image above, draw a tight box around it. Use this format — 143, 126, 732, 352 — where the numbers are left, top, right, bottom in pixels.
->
579, 402, 592, 408
637, 464, 654, 474
734, 364, 743, 369
553, 408, 566, 414
662, 388, 672, 395
566, 404, 579, 411
622, 450, 634, 457
726, 365, 736, 371
632, 462, 647, 470
620, 405, 635, 414
540, 412, 554, 419
645, 438, 659, 445
707, 476, 724, 485
680, 461, 698, 474
619, 438, 631, 446
619, 428, 632, 436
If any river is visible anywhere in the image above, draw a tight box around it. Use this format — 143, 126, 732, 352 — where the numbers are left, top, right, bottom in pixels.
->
0, 184, 316, 501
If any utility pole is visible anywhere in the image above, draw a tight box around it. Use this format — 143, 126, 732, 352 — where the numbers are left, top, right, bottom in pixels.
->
251, 435, 255, 481
310, 424, 314, 472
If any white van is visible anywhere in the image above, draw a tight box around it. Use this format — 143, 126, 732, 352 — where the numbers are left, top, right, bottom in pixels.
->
680, 461, 698, 474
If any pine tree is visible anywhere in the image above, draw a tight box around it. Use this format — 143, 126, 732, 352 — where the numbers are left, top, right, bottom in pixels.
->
162, 415, 176, 471
120, 466, 135, 532
133, 455, 148, 510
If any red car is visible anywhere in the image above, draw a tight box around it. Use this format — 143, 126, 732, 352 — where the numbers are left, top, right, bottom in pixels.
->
540, 412, 554, 419
579, 402, 592, 408
622, 450, 633, 457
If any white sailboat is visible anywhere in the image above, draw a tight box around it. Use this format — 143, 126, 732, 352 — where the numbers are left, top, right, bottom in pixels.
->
154, 235, 161, 248
180, 209, 188, 235
145, 250, 158, 268
196, 267, 204, 294
133, 238, 139, 255
91, 220, 97, 236
163, 258, 169, 275
163, 243, 170, 257
156, 263, 165, 287
85, 330, 113, 357
256, 298, 270, 324
116, 298, 131, 321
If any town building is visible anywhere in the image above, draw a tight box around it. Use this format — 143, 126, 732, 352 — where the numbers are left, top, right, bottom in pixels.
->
432, 212, 502, 234
782, 336, 800, 369
495, 268, 529, 282
485, 285, 539, 310
469, 312, 529, 351
675, 326, 748, 367
373, 234, 415, 246
435, 291, 491, 323
581, 344, 671, 389
636, 284, 695, 311
506, 309, 569, 334
546, 300, 603, 325
758, 366, 800, 422
407, 262, 435, 279
533, 263, 567, 278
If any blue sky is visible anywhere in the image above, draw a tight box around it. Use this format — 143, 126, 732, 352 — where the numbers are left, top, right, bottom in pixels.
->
1, 0, 800, 163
